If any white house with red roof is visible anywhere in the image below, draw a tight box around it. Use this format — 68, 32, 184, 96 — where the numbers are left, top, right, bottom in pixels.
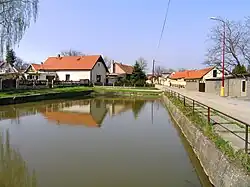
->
24, 55, 109, 83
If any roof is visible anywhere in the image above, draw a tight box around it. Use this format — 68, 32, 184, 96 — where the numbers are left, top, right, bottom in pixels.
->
115, 63, 133, 74
43, 111, 102, 127
170, 67, 215, 80
31, 64, 41, 71
185, 67, 214, 79
170, 71, 189, 79
38, 55, 108, 71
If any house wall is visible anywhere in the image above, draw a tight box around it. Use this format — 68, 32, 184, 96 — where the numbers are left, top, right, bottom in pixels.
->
202, 67, 223, 81
186, 80, 199, 91
91, 61, 107, 83
56, 70, 90, 81
205, 78, 248, 97
114, 64, 125, 74
169, 78, 186, 88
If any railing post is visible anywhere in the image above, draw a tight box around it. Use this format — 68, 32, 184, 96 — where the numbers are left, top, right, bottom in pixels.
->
245, 125, 249, 154
183, 96, 186, 106
192, 100, 195, 114
207, 107, 210, 124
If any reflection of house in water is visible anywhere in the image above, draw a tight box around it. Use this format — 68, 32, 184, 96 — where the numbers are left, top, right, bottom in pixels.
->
106, 100, 134, 116
104, 99, 146, 119
42, 99, 108, 127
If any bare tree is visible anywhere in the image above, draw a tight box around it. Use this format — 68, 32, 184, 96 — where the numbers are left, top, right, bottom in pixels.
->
60, 49, 84, 56
205, 17, 250, 73
154, 66, 165, 83
0, 0, 39, 54
103, 56, 112, 69
178, 68, 186, 72
14, 57, 29, 70
136, 57, 147, 71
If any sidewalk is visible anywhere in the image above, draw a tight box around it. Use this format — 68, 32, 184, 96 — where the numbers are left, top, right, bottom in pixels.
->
158, 85, 250, 125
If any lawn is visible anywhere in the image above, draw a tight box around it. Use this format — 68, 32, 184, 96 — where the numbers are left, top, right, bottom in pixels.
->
0, 86, 92, 98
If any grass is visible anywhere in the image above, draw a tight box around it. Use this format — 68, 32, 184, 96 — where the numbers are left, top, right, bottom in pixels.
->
165, 92, 250, 173
0, 86, 92, 98
0, 130, 37, 186
93, 86, 161, 93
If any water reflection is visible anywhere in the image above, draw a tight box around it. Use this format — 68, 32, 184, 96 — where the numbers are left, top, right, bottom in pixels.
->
0, 98, 157, 127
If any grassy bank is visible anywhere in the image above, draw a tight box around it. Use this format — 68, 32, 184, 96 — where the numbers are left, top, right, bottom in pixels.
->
0, 86, 161, 99
93, 86, 161, 93
165, 92, 250, 173
0, 86, 91, 98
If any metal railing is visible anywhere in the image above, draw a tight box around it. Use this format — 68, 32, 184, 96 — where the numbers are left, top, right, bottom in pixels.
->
165, 88, 250, 154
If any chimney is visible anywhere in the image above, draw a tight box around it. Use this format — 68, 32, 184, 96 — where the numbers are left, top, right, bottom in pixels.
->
57, 54, 61, 58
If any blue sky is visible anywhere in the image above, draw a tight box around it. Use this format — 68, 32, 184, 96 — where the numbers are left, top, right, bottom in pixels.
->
14, 0, 250, 72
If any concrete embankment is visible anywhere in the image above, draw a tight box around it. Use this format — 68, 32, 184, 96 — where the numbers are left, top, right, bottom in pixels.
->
162, 95, 250, 187
0, 90, 93, 106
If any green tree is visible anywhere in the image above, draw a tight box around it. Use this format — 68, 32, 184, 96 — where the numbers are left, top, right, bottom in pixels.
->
232, 64, 247, 74
130, 61, 146, 85
6, 48, 16, 66
0, 0, 39, 54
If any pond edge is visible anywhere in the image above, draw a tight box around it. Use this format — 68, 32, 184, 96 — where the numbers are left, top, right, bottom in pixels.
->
162, 95, 250, 187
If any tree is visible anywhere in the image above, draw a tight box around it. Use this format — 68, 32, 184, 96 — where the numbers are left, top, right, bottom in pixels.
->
154, 66, 165, 83
178, 68, 186, 72
60, 49, 84, 56
6, 48, 16, 66
103, 56, 112, 69
130, 61, 146, 85
232, 64, 247, 74
14, 57, 29, 70
205, 17, 250, 74
136, 57, 147, 71
0, 0, 39, 54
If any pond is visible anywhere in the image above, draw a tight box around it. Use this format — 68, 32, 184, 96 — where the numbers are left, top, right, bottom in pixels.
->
0, 97, 212, 187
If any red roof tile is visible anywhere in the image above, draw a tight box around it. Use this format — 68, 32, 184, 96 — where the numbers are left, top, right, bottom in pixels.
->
185, 67, 214, 79
170, 67, 215, 80
31, 64, 41, 71
41, 55, 104, 70
115, 63, 133, 74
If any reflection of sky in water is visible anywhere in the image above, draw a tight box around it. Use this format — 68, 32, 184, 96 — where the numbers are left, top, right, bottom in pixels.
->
0, 98, 205, 187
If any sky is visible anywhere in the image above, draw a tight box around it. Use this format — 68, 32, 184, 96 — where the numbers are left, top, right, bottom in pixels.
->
14, 0, 250, 72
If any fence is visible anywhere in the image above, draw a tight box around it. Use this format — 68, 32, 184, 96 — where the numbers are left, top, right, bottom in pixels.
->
165, 88, 250, 154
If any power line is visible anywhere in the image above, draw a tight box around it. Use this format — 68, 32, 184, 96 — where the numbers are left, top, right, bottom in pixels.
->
157, 0, 171, 50
152, 0, 171, 76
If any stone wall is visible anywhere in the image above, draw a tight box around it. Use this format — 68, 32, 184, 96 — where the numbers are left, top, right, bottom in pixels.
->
186, 80, 199, 91
162, 95, 250, 187
205, 78, 246, 97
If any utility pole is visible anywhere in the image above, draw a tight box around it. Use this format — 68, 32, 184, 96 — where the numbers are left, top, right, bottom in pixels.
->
152, 59, 155, 76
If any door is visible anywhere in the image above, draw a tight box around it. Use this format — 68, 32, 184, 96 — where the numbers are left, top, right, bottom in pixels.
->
199, 83, 205, 92
241, 80, 247, 97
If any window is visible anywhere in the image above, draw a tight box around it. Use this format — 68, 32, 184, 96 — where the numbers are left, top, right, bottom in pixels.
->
96, 75, 101, 82
27, 75, 32, 79
242, 80, 246, 92
212, 70, 217, 77
98, 63, 100, 67
36, 76, 39, 80
66, 74, 70, 81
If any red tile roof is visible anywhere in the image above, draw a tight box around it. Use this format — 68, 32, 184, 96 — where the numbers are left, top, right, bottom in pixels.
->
170, 67, 215, 80
170, 71, 189, 79
185, 67, 214, 79
40, 55, 106, 71
31, 64, 41, 71
115, 63, 133, 74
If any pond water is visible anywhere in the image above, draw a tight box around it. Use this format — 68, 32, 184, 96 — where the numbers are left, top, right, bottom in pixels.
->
0, 97, 212, 187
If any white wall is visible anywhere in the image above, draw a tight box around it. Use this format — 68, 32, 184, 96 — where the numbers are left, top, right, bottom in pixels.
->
91, 61, 107, 83
56, 71, 90, 81
203, 67, 223, 81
